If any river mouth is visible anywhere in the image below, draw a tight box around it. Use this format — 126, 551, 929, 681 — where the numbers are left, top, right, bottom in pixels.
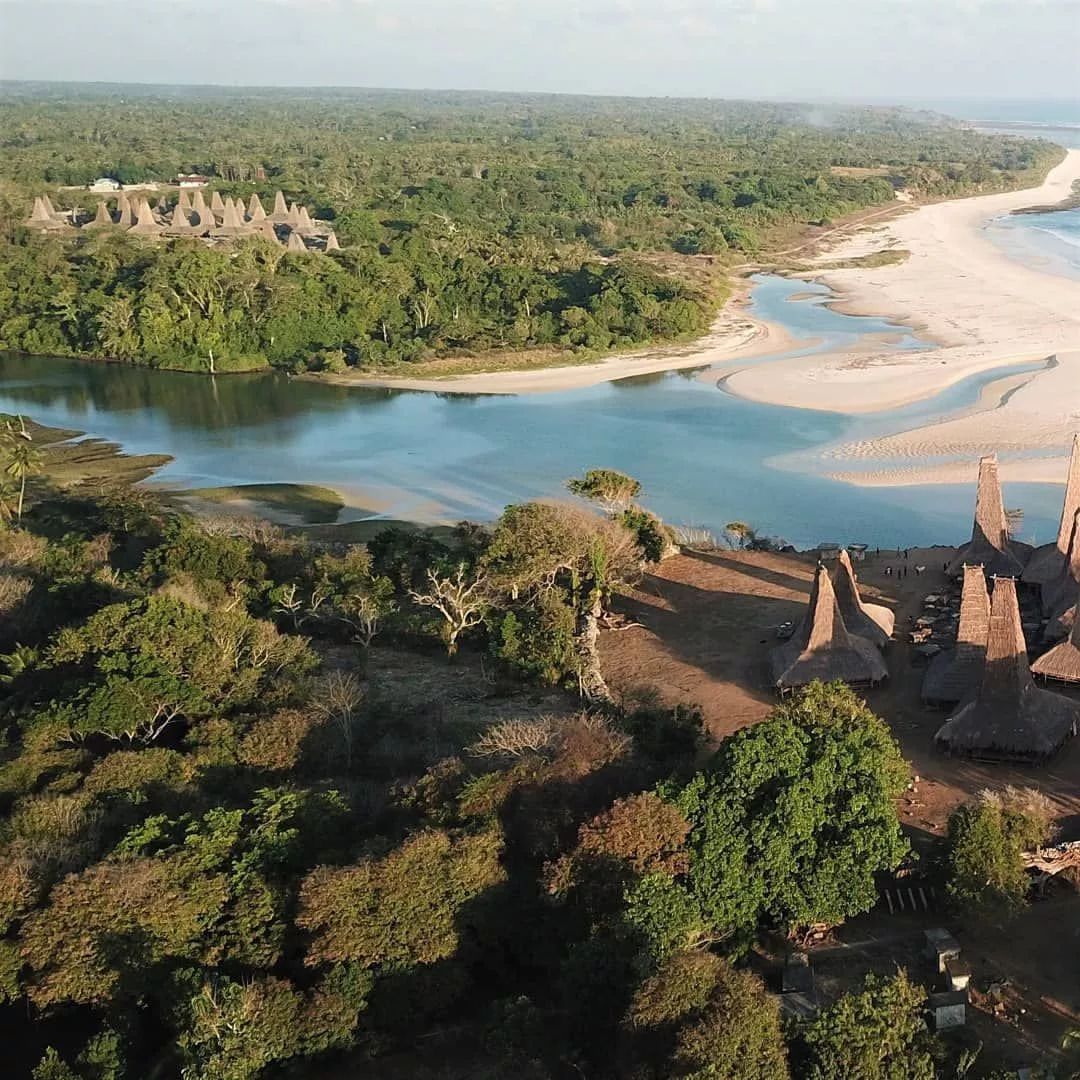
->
0, 271, 1065, 550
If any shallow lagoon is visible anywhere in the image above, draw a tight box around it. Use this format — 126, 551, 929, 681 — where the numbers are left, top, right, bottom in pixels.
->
0, 274, 1064, 549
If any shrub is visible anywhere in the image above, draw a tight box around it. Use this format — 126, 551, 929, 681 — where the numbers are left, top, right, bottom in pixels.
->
945, 786, 1053, 914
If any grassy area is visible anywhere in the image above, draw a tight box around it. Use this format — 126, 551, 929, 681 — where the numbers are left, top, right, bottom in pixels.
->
794, 248, 912, 272
182, 483, 346, 525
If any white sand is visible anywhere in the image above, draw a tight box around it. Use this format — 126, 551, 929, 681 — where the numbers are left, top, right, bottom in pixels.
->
322, 288, 798, 395
726, 150, 1080, 415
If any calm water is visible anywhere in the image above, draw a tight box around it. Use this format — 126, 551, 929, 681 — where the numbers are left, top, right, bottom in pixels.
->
0, 273, 1066, 550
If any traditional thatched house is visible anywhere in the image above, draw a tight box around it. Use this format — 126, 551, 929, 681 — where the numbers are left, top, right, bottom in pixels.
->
1024, 435, 1080, 587
117, 193, 134, 229
324, 230, 340, 252
269, 190, 291, 223
946, 455, 1031, 578
210, 191, 226, 214
248, 193, 266, 221
770, 565, 888, 693
922, 565, 991, 705
1032, 601, 1080, 685
935, 578, 1078, 762
84, 201, 114, 230
296, 205, 315, 234
128, 198, 163, 236
832, 549, 894, 648
286, 230, 308, 253
25, 196, 72, 231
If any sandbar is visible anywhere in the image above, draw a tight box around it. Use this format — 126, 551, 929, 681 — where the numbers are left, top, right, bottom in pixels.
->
725, 149, 1080, 415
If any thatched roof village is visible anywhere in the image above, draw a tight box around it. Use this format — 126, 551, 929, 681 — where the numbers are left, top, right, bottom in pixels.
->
23, 189, 341, 253
768, 436, 1080, 762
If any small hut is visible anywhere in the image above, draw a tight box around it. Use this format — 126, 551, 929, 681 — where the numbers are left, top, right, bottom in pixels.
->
1033, 601, 1080, 686
770, 565, 888, 693
935, 578, 1078, 762
324, 230, 341, 252
922, 565, 990, 706
832, 548, 894, 648
286, 231, 308, 253
946, 455, 1031, 578
1024, 434, 1080, 586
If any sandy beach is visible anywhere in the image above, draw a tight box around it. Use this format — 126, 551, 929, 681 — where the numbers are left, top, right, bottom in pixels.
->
725, 149, 1080, 416
322, 286, 799, 395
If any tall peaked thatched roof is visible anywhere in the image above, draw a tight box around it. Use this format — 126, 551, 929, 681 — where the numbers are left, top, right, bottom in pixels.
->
1042, 509, 1080, 628
248, 193, 266, 221
85, 201, 113, 229
935, 578, 1078, 761
29, 196, 51, 222
1024, 434, 1080, 585
324, 230, 340, 251
117, 193, 134, 228
222, 198, 242, 229
258, 219, 281, 244
947, 455, 1031, 578
177, 188, 192, 211
769, 565, 887, 692
210, 191, 226, 213
286, 230, 307, 253
128, 197, 163, 235
41, 194, 57, 217
832, 549, 894, 648
167, 204, 192, 232
1033, 594, 1080, 685
297, 205, 314, 233
922, 564, 990, 705
192, 189, 208, 215
272, 190, 288, 217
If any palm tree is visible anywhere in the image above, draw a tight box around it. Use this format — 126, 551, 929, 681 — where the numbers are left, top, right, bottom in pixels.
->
3, 417, 41, 524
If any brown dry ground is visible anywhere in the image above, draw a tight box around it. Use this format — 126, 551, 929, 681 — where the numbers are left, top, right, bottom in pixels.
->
601, 545, 1080, 1070
601, 546, 1080, 831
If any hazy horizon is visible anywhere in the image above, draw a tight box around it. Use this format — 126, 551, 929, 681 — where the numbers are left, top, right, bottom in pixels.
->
2, 0, 1079, 103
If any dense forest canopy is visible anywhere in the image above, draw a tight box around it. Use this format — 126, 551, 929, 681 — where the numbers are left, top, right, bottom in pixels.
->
0, 85, 1064, 373
0, 470, 959, 1078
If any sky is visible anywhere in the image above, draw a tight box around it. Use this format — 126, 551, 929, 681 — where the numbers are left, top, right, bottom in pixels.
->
1, 0, 1079, 104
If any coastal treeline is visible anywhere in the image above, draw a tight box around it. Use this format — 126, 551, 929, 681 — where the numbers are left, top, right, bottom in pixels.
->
0, 87, 1062, 373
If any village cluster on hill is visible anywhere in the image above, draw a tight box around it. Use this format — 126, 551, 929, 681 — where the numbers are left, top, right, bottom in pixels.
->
24, 190, 341, 253
774, 437, 1080, 764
